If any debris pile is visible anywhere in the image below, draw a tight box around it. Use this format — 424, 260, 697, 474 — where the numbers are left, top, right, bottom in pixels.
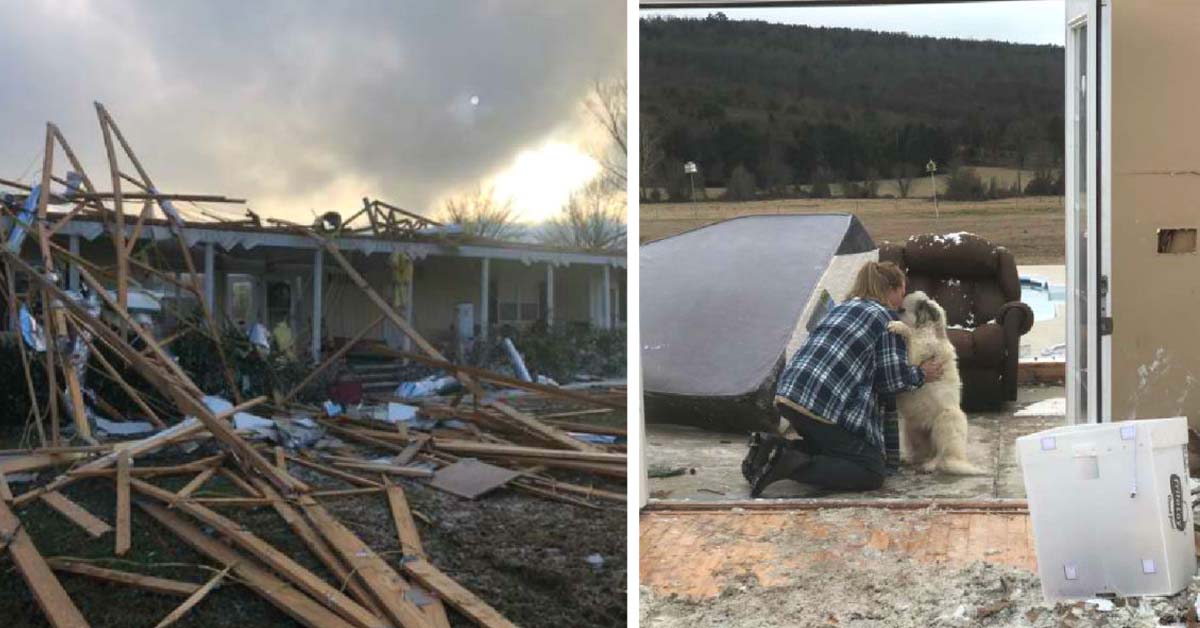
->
0, 104, 626, 627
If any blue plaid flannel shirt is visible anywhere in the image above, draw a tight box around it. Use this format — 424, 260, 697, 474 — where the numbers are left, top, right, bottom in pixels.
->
775, 298, 925, 451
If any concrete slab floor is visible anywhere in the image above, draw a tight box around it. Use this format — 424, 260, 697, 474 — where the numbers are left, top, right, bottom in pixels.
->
646, 385, 1066, 501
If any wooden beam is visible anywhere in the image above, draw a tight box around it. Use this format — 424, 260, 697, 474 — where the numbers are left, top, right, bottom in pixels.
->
385, 482, 425, 558
285, 454, 382, 488
249, 477, 385, 619
384, 480, 450, 628
296, 495, 432, 628
52, 262, 304, 494
96, 103, 128, 315
40, 491, 113, 538
151, 564, 232, 628
0, 501, 90, 627
136, 500, 358, 628
78, 327, 166, 428
216, 468, 262, 498
132, 480, 386, 628
402, 559, 518, 628
0, 472, 13, 503
283, 312, 385, 404
170, 466, 219, 505
115, 450, 131, 555
47, 559, 201, 597
431, 439, 625, 464
331, 461, 433, 479
12, 419, 204, 507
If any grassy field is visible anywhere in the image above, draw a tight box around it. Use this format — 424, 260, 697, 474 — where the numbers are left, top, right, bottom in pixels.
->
641, 195, 1065, 265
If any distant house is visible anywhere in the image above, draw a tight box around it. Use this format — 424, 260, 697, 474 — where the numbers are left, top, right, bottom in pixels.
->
27, 212, 626, 360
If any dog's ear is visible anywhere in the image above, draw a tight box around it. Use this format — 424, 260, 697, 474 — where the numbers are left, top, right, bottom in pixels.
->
915, 300, 941, 327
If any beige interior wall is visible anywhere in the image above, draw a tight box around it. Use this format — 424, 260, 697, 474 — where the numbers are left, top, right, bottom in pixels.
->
411, 256, 481, 342
1111, 2, 1200, 425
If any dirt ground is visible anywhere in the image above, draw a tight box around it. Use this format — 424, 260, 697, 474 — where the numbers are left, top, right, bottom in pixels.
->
0, 409, 627, 628
640, 507, 1200, 628
641, 195, 1065, 264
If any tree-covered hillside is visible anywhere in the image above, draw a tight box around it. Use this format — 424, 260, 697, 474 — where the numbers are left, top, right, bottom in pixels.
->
641, 14, 1064, 200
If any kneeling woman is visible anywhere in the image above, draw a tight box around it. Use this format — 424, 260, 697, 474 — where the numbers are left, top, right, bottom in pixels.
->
744, 261, 942, 496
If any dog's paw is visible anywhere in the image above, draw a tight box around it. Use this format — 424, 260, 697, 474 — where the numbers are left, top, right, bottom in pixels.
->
886, 321, 906, 335
919, 460, 939, 474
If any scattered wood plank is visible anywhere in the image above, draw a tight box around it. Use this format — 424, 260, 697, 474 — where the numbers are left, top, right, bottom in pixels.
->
0, 500, 90, 627
115, 450, 130, 555
431, 439, 625, 464
331, 461, 434, 479
170, 466, 219, 505
281, 312, 386, 404
0, 452, 85, 475
216, 467, 262, 498
385, 481, 451, 628
40, 491, 112, 538
137, 500, 359, 628
286, 453, 382, 488
385, 481, 426, 558
152, 563, 232, 628
403, 559, 519, 628
47, 559, 201, 597
131, 479, 387, 628
392, 435, 428, 466
0, 471, 13, 503
296, 495, 432, 628
13, 418, 204, 507
250, 477, 388, 620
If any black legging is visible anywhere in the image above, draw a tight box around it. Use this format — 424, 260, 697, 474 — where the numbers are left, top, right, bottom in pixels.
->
778, 405, 885, 491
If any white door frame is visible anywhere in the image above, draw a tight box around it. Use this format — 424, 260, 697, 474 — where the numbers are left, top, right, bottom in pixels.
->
1065, 0, 1110, 424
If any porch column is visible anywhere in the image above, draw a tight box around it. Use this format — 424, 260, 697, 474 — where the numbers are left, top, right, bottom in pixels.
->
602, 264, 612, 330
68, 235, 80, 292
545, 262, 555, 325
311, 249, 324, 361
614, 273, 622, 328
203, 242, 215, 311
404, 261, 414, 351
480, 257, 490, 340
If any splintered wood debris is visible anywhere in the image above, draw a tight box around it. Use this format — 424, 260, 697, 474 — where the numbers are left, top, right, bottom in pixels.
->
0, 103, 626, 627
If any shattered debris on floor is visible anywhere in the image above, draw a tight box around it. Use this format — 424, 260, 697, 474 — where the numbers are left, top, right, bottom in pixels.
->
640, 508, 1200, 627
0, 105, 627, 628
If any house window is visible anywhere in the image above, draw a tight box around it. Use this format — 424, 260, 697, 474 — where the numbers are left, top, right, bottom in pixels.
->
497, 282, 543, 324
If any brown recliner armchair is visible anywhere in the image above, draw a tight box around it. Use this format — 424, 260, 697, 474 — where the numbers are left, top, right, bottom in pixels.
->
879, 233, 1034, 410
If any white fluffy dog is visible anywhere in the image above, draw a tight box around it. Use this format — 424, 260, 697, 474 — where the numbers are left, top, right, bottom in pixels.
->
886, 291, 985, 475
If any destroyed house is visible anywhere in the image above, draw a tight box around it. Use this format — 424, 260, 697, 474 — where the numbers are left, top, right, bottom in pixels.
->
0, 206, 627, 361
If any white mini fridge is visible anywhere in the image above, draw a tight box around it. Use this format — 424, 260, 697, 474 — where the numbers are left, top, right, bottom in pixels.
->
1016, 417, 1195, 601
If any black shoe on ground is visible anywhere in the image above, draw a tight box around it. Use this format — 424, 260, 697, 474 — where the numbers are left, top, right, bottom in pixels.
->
750, 442, 812, 498
741, 432, 783, 483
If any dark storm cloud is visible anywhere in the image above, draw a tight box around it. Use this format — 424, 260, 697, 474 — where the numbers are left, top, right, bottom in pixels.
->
0, 1, 625, 218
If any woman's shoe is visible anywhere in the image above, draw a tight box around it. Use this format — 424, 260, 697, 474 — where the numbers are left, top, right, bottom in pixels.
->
750, 442, 812, 498
741, 432, 783, 483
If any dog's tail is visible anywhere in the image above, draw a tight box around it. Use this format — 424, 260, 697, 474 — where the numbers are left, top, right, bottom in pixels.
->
939, 457, 988, 476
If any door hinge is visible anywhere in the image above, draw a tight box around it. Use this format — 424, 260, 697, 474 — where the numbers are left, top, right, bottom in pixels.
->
1099, 274, 1112, 336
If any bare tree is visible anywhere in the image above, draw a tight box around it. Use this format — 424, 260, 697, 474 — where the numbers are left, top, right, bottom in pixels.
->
540, 181, 626, 251
640, 115, 666, 200
438, 186, 522, 240
894, 162, 916, 199
587, 78, 627, 190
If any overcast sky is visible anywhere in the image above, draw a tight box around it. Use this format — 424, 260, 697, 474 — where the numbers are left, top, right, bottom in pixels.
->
0, 1, 626, 223
643, 1, 1065, 46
